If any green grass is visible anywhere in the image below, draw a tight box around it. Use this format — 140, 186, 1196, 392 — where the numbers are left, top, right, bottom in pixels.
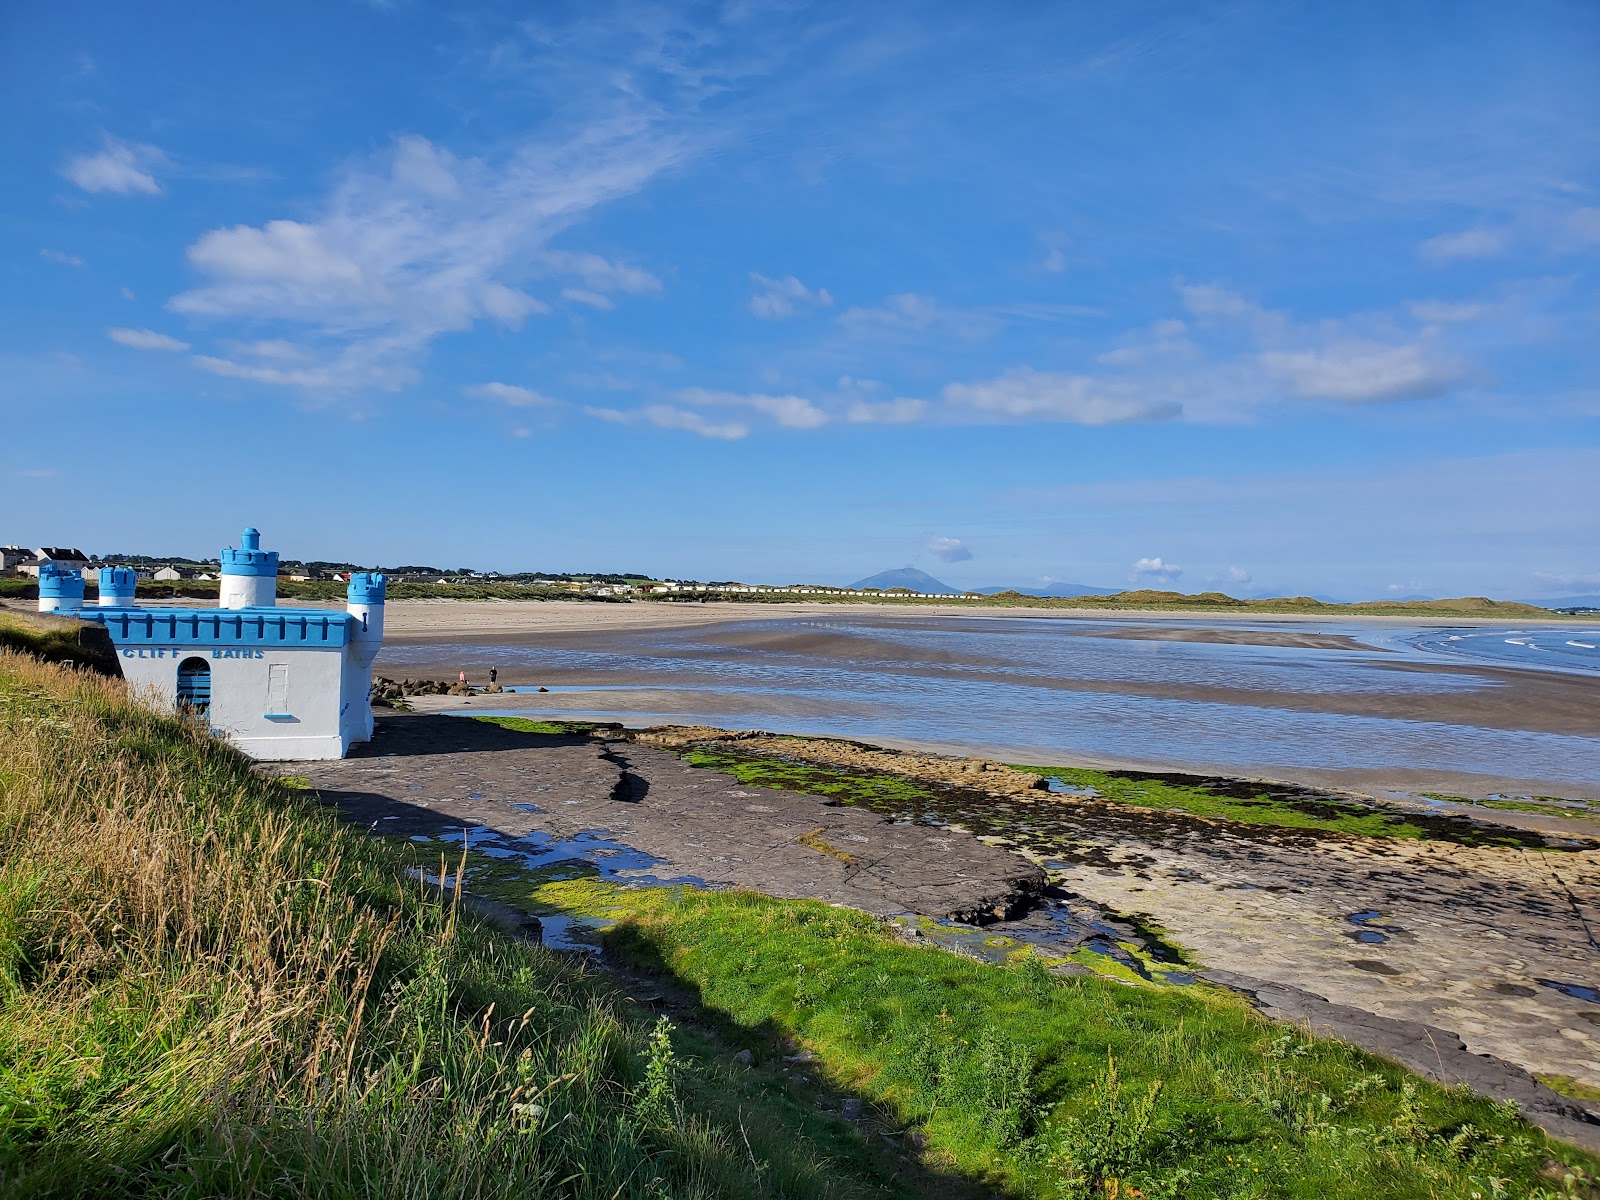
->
680, 747, 948, 808
1422, 792, 1600, 822
1537, 1075, 1600, 1104
0, 653, 913, 1200
1021, 765, 1542, 845
472, 715, 620, 736
496, 878, 1600, 1199
0, 612, 120, 675
666, 741, 1560, 850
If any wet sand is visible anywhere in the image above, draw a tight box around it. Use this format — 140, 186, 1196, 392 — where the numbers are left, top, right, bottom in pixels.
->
378, 607, 1600, 759
1088, 626, 1383, 651
376, 598, 1581, 642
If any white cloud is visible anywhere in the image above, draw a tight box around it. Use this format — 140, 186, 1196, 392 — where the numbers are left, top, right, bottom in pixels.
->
677, 387, 829, 429
943, 367, 1182, 424
927, 536, 972, 563
168, 128, 687, 393
546, 251, 661, 302
838, 292, 942, 335
107, 327, 189, 352
39, 248, 84, 268
1419, 227, 1507, 263
63, 137, 165, 195
466, 382, 558, 407
1260, 342, 1463, 403
749, 273, 833, 319
1132, 556, 1183, 584
1408, 300, 1485, 324
221, 339, 311, 361
562, 287, 616, 310
845, 397, 928, 424
639, 405, 748, 439
120, 287, 136, 301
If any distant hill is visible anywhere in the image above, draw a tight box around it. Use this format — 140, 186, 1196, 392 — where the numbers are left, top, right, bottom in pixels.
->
851, 567, 958, 594
1522, 595, 1600, 610
974, 582, 1121, 598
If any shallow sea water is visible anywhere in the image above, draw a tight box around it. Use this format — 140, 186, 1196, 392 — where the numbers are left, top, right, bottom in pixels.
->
378, 616, 1600, 791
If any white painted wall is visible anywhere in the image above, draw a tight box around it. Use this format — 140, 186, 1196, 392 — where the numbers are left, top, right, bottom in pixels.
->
220, 574, 276, 609
115, 643, 352, 759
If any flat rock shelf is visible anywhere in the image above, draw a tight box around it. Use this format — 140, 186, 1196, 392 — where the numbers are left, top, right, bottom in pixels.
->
283, 713, 1046, 926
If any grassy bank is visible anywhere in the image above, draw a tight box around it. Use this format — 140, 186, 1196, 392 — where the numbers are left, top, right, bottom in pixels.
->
0, 653, 907, 1199
0, 611, 121, 675
436, 872, 1600, 1199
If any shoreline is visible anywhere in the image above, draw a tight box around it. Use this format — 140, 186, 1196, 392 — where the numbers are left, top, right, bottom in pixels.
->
403, 690, 1600, 813
367, 597, 1589, 642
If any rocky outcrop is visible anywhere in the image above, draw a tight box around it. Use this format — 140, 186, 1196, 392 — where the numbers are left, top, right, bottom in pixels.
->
635, 725, 1053, 800
285, 713, 1047, 927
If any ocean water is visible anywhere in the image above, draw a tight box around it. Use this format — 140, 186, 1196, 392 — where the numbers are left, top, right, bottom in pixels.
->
377, 616, 1600, 792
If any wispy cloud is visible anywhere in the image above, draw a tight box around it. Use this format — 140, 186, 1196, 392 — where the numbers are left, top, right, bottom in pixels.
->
749, 273, 833, 319
676, 387, 829, 429
40, 248, 85, 268
944, 368, 1182, 424
466, 382, 559, 407
1418, 227, 1508, 263
107, 327, 189, 352
169, 126, 691, 393
63, 136, 165, 196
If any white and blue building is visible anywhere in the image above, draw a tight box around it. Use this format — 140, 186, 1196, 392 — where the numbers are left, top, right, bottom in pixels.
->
41, 527, 386, 760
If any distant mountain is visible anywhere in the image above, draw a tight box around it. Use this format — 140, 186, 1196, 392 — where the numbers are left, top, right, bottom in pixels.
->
1522, 594, 1600, 610
852, 567, 958, 594
973, 582, 1122, 597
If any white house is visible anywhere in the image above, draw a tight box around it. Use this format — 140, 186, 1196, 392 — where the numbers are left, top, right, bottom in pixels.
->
43, 527, 386, 761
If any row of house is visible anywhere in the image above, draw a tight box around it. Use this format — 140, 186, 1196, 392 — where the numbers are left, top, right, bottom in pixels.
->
2, 546, 219, 582
642, 582, 982, 599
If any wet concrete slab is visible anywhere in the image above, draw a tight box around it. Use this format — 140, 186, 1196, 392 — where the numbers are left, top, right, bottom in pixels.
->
283, 713, 1046, 926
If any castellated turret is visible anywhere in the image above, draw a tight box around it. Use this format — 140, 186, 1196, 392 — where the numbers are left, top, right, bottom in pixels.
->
344, 571, 388, 742
219, 526, 279, 609
37, 562, 85, 614
98, 567, 138, 607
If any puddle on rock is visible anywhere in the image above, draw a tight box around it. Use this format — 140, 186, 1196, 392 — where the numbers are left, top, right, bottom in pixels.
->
1046, 777, 1102, 798
1344, 910, 1389, 944
1539, 979, 1600, 1004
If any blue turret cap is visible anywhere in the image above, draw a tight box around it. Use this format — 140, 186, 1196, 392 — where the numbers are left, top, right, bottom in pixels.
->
221, 526, 278, 577
39, 562, 86, 598
347, 572, 387, 604
98, 566, 138, 598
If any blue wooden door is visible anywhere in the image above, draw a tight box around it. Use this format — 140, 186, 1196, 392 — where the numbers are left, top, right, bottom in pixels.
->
176, 656, 211, 718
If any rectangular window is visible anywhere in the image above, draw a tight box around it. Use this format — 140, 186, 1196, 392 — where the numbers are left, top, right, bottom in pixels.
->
266, 664, 289, 715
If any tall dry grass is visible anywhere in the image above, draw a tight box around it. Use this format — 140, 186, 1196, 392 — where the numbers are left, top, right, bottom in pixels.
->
0, 651, 867, 1199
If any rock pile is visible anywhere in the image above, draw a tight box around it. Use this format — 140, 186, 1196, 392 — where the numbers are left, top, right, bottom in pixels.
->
369, 675, 506, 704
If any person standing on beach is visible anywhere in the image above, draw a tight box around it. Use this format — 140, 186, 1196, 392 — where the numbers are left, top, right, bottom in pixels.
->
489, 666, 498, 685
458, 670, 466, 685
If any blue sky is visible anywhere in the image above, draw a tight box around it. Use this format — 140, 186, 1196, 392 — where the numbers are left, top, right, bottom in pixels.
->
3, 1, 1597, 599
